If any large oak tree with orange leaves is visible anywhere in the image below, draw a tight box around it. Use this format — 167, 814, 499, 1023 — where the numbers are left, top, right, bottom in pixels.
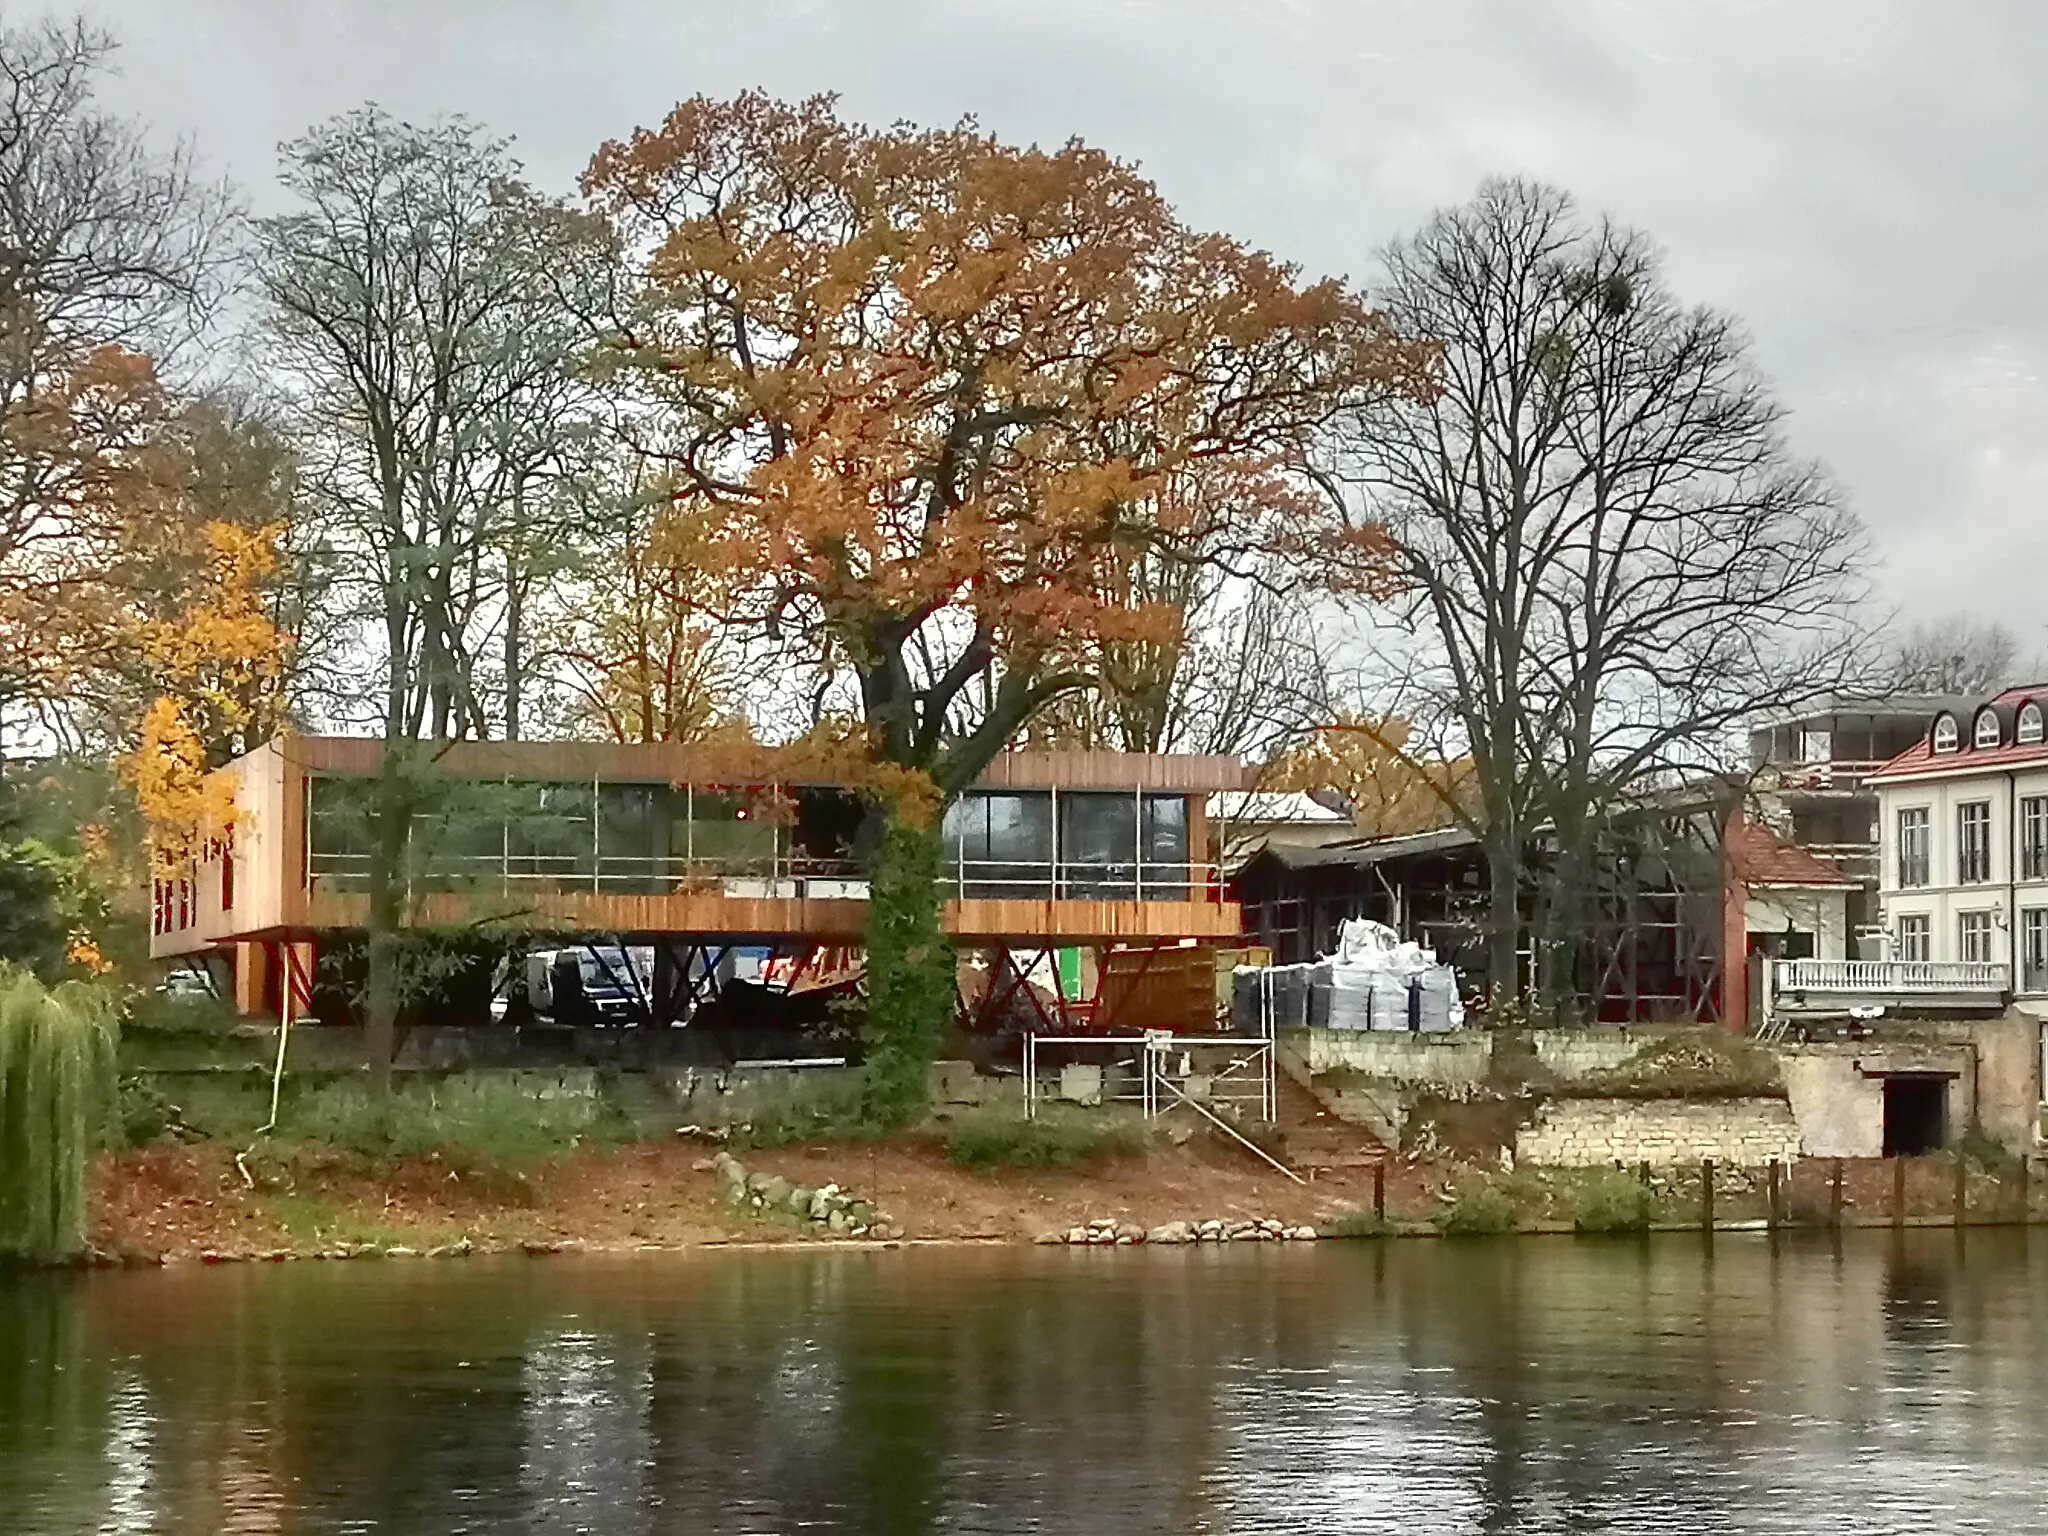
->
583, 93, 1430, 798
582, 93, 1431, 1117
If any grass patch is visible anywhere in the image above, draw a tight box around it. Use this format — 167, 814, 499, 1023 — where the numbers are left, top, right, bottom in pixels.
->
277, 1075, 618, 1167
728, 1076, 877, 1150
260, 1192, 468, 1251
1431, 1176, 1519, 1236
1567, 1167, 1657, 1233
1952, 1129, 2019, 1176
1577, 1033, 1783, 1100
943, 1106, 1148, 1171
122, 989, 241, 1038
115, 1075, 208, 1147
1320, 1208, 1394, 1239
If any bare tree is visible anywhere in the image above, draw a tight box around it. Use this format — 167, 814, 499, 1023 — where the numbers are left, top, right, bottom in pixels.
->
1023, 555, 1344, 760
1885, 615, 2043, 695
0, 17, 233, 722
1338, 179, 1872, 1005
0, 18, 230, 354
255, 107, 605, 1085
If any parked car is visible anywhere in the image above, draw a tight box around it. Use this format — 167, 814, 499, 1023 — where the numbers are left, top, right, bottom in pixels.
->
155, 965, 220, 1000
491, 945, 652, 1026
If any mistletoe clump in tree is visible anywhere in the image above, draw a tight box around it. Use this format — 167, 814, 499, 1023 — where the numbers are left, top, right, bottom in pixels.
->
583, 93, 1432, 1122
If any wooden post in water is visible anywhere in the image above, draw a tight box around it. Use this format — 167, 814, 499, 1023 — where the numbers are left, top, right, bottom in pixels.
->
1373, 1157, 1386, 1224
1767, 1160, 1782, 1228
1701, 1159, 1715, 1232
1829, 1158, 1844, 1228
1953, 1155, 1968, 1228
1892, 1157, 1907, 1229
2019, 1155, 2031, 1224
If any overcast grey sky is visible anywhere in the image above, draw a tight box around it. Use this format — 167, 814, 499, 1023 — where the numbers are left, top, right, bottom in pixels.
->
83, 0, 2048, 639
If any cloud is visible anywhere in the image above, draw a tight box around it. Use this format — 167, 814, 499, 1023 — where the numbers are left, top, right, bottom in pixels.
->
85, 0, 2048, 632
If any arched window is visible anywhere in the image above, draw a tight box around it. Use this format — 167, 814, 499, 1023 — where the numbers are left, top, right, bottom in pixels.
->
1975, 708, 2003, 749
1932, 712, 1960, 753
2019, 701, 2045, 746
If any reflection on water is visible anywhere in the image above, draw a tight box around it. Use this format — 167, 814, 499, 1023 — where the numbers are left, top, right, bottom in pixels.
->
101, 1372, 154, 1535
3, 1232, 2048, 1533
521, 1331, 652, 1535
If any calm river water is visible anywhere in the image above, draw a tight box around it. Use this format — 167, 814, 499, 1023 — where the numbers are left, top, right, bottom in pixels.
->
4, 1231, 2048, 1533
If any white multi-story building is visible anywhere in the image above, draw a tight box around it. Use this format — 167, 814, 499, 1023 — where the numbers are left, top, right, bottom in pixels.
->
1868, 687, 2048, 1016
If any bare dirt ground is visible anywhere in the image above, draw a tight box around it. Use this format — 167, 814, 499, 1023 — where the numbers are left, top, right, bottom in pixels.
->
88, 1136, 2030, 1264
89, 1121, 1422, 1262
93, 1070, 2017, 1264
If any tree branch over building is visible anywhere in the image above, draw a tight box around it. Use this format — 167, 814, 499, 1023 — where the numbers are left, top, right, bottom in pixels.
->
582, 92, 1434, 1116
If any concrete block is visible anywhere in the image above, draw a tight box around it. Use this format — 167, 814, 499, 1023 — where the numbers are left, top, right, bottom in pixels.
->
1059, 1063, 1104, 1107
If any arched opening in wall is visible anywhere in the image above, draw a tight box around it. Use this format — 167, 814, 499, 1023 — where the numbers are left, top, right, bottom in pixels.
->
1881, 1073, 1949, 1157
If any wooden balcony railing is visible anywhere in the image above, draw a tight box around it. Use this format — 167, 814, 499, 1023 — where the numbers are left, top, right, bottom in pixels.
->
305, 852, 1227, 905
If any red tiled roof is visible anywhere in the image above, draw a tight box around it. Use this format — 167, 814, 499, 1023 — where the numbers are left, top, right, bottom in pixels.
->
1868, 683, 2048, 782
1725, 816, 1855, 888
1873, 740, 2048, 780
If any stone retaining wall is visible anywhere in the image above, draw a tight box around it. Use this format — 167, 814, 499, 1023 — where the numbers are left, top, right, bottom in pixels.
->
1292, 1029, 1492, 1083
654, 1064, 863, 1125
1517, 1096, 1801, 1168
1291, 1026, 1705, 1086
1530, 1032, 1647, 1078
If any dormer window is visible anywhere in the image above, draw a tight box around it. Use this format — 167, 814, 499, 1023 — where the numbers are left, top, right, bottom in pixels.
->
1932, 712, 1960, 753
2020, 701, 2045, 746
1975, 708, 2004, 749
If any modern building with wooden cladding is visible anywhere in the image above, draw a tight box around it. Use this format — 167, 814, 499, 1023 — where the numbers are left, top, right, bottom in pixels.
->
149, 734, 1247, 1020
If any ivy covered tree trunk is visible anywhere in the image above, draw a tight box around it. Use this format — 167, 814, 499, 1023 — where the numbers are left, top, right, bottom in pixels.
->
364, 925, 401, 1099
859, 815, 954, 1128
363, 753, 415, 1098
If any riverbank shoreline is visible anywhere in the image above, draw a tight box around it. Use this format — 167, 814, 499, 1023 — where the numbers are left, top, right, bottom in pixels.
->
67, 1131, 2047, 1270
83, 1131, 1405, 1266
57, 1212, 2048, 1274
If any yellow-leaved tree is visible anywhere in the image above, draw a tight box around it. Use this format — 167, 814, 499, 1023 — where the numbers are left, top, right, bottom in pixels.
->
1264, 716, 1475, 838
537, 484, 749, 744
122, 514, 294, 874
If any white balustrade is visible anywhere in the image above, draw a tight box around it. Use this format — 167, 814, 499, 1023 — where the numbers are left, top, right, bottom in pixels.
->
1772, 958, 2011, 994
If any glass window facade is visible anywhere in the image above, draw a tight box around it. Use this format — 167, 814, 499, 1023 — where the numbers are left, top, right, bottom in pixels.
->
676, 791, 779, 878
942, 792, 1056, 898
1059, 793, 1138, 899
1896, 808, 1929, 888
308, 777, 787, 893
2023, 908, 2048, 994
941, 789, 1194, 900
1959, 910, 1995, 964
1142, 795, 1190, 900
1896, 913, 1930, 963
2023, 797, 2048, 883
505, 782, 593, 886
309, 778, 1198, 902
1958, 802, 1993, 885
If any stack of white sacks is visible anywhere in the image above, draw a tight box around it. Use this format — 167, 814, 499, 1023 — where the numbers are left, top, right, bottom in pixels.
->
1317, 919, 1463, 1033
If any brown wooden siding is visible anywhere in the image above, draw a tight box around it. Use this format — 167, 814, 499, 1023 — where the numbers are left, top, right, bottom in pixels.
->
244, 890, 1242, 945
975, 750, 1246, 793
150, 733, 1246, 957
